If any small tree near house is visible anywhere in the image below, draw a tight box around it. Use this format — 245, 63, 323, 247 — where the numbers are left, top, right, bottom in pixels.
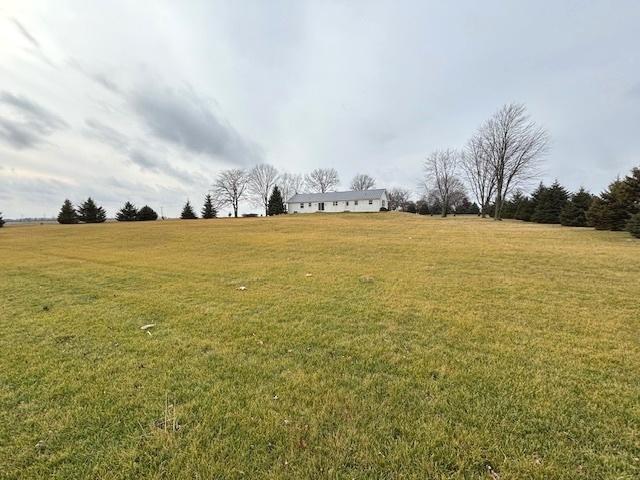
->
268, 186, 286, 216
201, 194, 217, 219
116, 202, 138, 221
181, 201, 198, 219
57, 199, 79, 224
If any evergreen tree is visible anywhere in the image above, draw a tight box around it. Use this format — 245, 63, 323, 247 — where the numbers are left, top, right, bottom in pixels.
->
181, 200, 198, 219
531, 181, 569, 224
416, 199, 430, 215
587, 179, 632, 230
514, 197, 533, 221
428, 196, 442, 216
405, 201, 417, 214
57, 199, 79, 224
116, 201, 138, 222
137, 205, 158, 221
560, 188, 593, 227
201, 194, 217, 219
455, 197, 472, 214
267, 186, 286, 216
514, 183, 545, 222
468, 202, 481, 215
502, 191, 526, 219
77, 197, 106, 223
0, 212, 4, 228
626, 213, 640, 239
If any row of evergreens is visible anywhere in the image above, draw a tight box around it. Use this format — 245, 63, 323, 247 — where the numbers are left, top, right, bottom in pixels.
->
53, 186, 288, 224
495, 166, 639, 238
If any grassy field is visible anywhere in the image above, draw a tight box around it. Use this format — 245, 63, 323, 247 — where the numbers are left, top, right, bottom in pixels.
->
1, 213, 638, 479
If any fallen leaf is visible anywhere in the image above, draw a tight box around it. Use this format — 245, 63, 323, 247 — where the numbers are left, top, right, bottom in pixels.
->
237, 286, 247, 291
140, 324, 155, 330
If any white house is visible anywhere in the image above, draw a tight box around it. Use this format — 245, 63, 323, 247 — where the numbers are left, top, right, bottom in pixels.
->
287, 189, 388, 214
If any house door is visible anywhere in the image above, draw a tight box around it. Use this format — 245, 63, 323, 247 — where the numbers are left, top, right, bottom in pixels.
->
318, 202, 325, 211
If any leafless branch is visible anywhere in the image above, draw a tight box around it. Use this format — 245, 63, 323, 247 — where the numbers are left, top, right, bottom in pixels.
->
422, 149, 465, 217
211, 168, 248, 218
305, 168, 339, 193
350, 173, 376, 191
247, 163, 279, 216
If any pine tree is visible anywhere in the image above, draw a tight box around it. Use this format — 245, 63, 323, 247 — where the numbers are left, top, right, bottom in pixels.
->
531, 181, 569, 224
0, 212, 5, 228
502, 191, 526, 219
416, 199, 430, 215
468, 202, 480, 215
201, 194, 217, 219
57, 199, 79, 224
77, 197, 106, 223
514, 183, 546, 222
116, 201, 138, 222
404, 201, 416, 213
267, 186, 286, 216
455, 197, 472, 214
587, 179, 632, 230
181, 200, 198, 219
560, 188, 593, 227
136, 205, 158, 221
626, 213, 640, 238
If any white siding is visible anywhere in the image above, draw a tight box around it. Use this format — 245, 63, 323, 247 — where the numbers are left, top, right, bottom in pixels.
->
288, 192, 388, 214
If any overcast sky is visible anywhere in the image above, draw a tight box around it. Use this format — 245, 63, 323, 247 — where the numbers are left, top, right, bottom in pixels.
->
1, 0, 639, 218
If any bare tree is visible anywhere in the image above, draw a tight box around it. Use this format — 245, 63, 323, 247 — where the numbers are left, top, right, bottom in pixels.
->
422, 149, 465, 217
387, 187, 411, 211
212, 169, 248, 218
477, 103, 549, 220
305, 168, 340, 193
247, 163, 279, 216
279, 172, 305, 203
461, 134, 496, 218
350, 173, 376, 191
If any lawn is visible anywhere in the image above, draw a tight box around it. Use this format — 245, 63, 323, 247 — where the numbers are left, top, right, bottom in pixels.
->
1, 213, 638, 479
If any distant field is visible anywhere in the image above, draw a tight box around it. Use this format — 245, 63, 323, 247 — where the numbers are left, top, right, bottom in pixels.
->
1, 213, 638, 479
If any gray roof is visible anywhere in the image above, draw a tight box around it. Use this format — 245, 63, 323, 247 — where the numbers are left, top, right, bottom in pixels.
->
287, 189, 387, 203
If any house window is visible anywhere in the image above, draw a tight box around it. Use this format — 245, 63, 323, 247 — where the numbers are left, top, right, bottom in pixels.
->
369, 200, 373, 205
354, 200, 358, 206
318, 202, 325, 211
333, 201, 338, 206
300, 203, 304, 209
308, 203, 312, 207
346, 201, 349, 206
382, 200, 386, 207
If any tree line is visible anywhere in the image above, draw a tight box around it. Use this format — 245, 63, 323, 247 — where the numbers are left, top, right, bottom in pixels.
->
492, 167, 639, 238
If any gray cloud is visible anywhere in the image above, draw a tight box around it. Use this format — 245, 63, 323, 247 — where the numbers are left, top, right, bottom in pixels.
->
12, 18, 40, 49
130, 86, 262, 165
0, 174, 70, 203
68, 59, 122, 94
0, 92, 68, 149
84, 118, 196, 183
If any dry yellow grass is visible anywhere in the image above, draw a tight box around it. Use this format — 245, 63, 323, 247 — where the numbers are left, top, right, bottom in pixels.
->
0, 213, 638, 479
